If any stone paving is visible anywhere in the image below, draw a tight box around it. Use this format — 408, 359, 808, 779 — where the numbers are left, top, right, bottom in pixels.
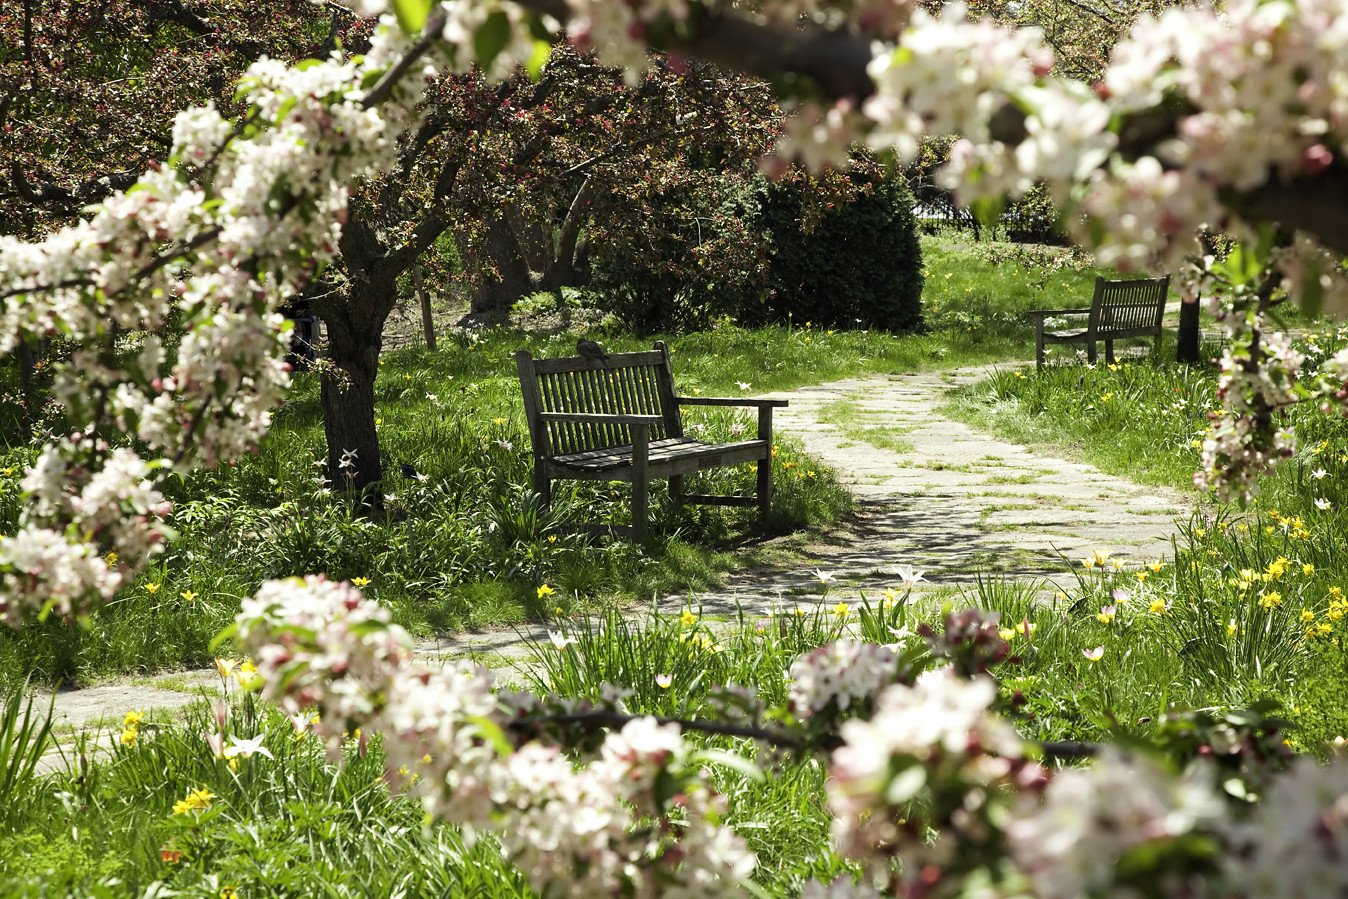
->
658, 367, 1189, 618
35, 365, 1194, 750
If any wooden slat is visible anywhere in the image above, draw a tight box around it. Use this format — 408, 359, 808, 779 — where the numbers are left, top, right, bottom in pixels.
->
531, 350, 664, 375
684, 494, 757, 507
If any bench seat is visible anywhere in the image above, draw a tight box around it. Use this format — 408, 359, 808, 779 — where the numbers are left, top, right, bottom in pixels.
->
550, 437, 768, 477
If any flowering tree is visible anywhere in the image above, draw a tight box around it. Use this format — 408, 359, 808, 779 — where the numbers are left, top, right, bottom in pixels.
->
4, 0, 1348, 892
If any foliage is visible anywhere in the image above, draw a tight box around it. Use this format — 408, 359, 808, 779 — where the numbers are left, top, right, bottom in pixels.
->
738, 160, 925, 333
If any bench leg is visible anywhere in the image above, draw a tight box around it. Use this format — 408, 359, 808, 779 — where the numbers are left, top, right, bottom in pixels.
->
669, 475, 684, 510
631, 424, 650, 544
1035, 327, 1045, 369
757, 406, 774, 520
1153, 332, 1163, 358
1087, 340, 1098, 365
1105, 339, 1116, 365
533, 467, 552, 508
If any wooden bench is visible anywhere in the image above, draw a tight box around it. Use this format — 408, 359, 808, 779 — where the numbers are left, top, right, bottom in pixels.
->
515, 341, 787, 543
1027, 275, 1170, 368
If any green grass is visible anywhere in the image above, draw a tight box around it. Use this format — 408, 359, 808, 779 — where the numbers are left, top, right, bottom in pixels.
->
0, 234, 1135, 688
944, 326, 1348, 747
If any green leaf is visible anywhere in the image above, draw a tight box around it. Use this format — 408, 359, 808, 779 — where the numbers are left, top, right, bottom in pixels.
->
208, 622, 239, 653
473, 11, 512, 72
391, 0, 433, 34
884, 764, 927, 804
525, 39, 552, 80
691, 749, 764, 783
467, 715, 513, 757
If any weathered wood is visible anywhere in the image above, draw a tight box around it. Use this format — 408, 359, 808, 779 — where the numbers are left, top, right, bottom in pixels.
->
515, 342, 787, 542
1029, 276, 1170, 368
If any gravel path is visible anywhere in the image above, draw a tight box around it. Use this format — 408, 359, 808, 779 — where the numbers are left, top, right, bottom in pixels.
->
37, 364, 1192, 746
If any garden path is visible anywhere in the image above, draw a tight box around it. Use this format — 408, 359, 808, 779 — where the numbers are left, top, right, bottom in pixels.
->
37, 365, 1193, 749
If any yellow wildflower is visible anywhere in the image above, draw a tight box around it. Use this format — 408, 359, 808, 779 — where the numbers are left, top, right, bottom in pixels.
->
1227, 620, 1239, 637
1302, 609, 1317, 623
492, 417, 507, 426
998, 627, 1016, 641
180, 590, 199, 602
536, 584, 556, 600
1149, 598, 1168, 616
1096, 607, 1116, 624
679, 609, 697, 627
833, 602, 849, 618
1260, 591, 1283, 609
120, 728, 138, 747
145, 582, 160, 594
1137, 571, 1149, 583
215, 658, 237, 679
351, 576, 371, 588
171, 787, 217, 816
124, 710, 144, 728
1303, 563, 1316, 577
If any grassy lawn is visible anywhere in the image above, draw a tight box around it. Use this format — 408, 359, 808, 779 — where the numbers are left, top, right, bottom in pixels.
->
0, 235, 1125, 688
5, 238, 1348, 895
946, 326, 1348, 747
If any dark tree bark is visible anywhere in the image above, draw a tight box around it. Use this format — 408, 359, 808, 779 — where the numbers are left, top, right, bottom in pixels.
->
1176, 293, 1202, 364
412, 264, 437, 350
311, 218, 403, 502
469, 215, 537, 315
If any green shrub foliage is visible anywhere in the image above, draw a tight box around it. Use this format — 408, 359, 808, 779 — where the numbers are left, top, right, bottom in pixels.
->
749, 162, 924, 332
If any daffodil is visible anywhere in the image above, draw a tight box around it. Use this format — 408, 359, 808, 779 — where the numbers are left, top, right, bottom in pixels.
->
124, 710, 144, 728
832, 602, 849, 618
120, 728, 138, 746
679, 609, 697, 627
171, 787, 217, 816
1149, 598, 1168, 616
536, 584, 555, 600
1260, 591, 1283, 609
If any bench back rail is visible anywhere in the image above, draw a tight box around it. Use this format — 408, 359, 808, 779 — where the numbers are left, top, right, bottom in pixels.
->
1091, 275, 1170, 339
521, 349, 682, 457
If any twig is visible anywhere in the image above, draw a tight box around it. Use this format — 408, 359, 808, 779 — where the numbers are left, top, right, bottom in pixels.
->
361, 8, 448, 109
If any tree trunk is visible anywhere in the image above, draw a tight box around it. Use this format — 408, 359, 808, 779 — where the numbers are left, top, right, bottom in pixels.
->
412, 264, 437, 351
319, 312, 384, 505
469, 216, 536, 316
1177, 292, 1202, 364
14, 335, 38, 419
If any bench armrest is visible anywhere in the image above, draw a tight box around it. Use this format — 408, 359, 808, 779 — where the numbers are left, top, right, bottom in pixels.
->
537, 412, 664, 426
1023, 308, 1090, 320
676, 397, 789, 408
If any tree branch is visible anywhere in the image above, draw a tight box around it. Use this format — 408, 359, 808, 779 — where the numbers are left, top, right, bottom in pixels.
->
511, 709, 1103, 761
361, 8, 448, 108
509, 0, 876, 101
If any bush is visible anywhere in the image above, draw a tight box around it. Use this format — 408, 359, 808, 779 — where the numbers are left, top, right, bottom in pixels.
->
743, 162, 925, 333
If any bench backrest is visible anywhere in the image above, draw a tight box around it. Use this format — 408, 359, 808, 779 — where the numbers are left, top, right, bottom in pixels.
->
1089, 275, 1170, 337
515, 341, 683, 456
